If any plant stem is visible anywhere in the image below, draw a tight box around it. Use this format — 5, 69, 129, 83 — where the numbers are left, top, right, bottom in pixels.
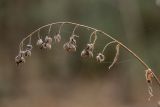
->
18, 21, 160, 86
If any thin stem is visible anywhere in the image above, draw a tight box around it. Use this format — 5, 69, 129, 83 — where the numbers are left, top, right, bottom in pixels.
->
18, 21, 160, 87
72, 25, 79, 35
29, 36, 32, 45
102, 41, 117, 54
89, 30, 98, 44
58, 23, 64, 34
48, 24, 52, 35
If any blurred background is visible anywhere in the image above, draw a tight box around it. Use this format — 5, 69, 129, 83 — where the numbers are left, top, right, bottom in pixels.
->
0, 0, 160, 107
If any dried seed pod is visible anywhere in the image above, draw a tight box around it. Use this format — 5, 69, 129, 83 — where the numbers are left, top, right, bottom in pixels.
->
15, 55, 25, 65
24, 50, 31, 57
37, 39, 43, 46
54, 34, 61, 43
45, 43, 52, 50
81, 50, 93, 58
145, 69, 154, 83
26, 44, 33, 50
96, 53, 105, 63
69, 36, 77, 46
86, 43, 94, 51
63, 42, 76, 53
45, 36, 52, 44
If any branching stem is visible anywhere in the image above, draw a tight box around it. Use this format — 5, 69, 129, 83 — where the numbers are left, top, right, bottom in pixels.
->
18, 21, 160, 87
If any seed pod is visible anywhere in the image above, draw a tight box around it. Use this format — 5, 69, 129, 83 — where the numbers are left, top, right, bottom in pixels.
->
24, 50, 31, 57
54, 34, 61, 43
45, 43, 52, 50
15, 55, 25, 66
37, 39, 43, 46
26, 44, 33, 50
86, 43, 94, 51
69, 36, 77, 46
63, 42, 76, 53
45, 36, 52, 44
96, 53, 105, 63
145, 69, 154, 83
81, 50, 93, 58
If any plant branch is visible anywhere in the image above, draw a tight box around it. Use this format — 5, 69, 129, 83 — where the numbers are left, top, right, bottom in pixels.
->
18, 21, 160, 87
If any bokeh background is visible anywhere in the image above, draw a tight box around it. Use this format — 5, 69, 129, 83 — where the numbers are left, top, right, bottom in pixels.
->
0, 0, 160, 107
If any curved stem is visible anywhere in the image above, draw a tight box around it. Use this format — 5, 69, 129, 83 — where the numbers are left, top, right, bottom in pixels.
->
18, 21, 160, 86
89, 30, 98, 44
48, 24, 52, 35
102, 41, 117, 54
58, 23, 64, 34
72, 25, 79, 35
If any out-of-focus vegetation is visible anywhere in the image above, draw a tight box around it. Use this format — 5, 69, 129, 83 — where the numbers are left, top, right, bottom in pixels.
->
0, 0, 160, 107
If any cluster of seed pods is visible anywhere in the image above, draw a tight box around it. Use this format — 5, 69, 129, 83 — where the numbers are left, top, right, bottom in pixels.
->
14, 24, 111, 67
14, 22, 160, 102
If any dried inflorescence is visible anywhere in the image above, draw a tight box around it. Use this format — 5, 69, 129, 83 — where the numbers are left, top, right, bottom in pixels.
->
36, 36, 52, 49
81, 43, 94, 58
15, 22, 160, 102
96, 53, 105, 63
54, 34, 61, 43
145, 69, 154, 101
15, 44, 33, 66
63, 35, 78, 53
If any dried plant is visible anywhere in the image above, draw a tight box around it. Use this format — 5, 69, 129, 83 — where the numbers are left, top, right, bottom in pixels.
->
15, 22, 160, 101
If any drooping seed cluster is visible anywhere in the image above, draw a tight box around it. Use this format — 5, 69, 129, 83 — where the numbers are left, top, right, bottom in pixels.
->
14, 22, 160, 102
63, 35, 78, 53
15, 24, 121, 68
37, 36, 53, 49
15, 44, 32, 66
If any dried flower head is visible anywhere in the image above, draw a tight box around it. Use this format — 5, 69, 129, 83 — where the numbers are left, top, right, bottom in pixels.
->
69, 36, 77, 46
63, 42, 76, 52
26, 44, 33, 50
96, 53, 105, 63
86, 43, 94, 51
145, 69, 154, 83
43, 43, 52, 50
15, 54, 25, 66
81, 43, 94, 58
24, 50, 31, 57
37, 39, 43, 46
45, 36, 52, 44
81, 49, 93, 58
54, 34, 61, 43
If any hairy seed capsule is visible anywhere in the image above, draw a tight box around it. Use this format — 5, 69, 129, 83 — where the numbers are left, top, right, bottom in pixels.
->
63, 42, 76, 52
15, 55, 25, 65
69, 36, 77, 46
145, 69, 154, 83
24, 50, 31, 57
96, 53, 105, 63
37, 39, 43, 46
54, 34, 61, 43
81, 50, 93, 58
26, 44, 33, 50
45, 43, 52, 50
86, 43, 94, 51
45, 36, 52, 44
